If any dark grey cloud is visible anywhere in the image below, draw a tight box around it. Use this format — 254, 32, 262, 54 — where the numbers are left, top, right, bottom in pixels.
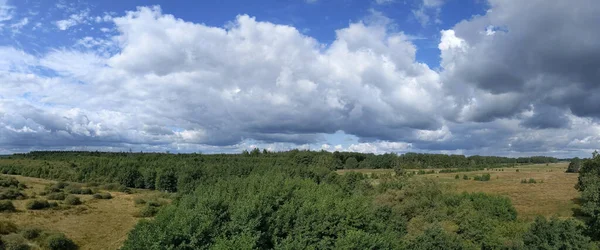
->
442, 0, 600, 122
520, 105, 570, 129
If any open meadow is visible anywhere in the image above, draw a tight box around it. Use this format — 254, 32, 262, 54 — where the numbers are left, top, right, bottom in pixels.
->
0, 174, 170, 250
338, 163, 579, 220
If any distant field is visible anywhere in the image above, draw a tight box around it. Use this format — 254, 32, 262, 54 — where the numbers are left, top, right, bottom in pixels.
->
1, 174, 169, 250
337, 163, 579, 220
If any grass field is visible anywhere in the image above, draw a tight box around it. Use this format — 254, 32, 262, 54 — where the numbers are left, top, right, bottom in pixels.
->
338, 163, 580, 220
1, 174, 170, 250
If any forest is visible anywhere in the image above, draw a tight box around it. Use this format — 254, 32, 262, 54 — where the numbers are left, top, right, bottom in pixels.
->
0, 150, 596, 249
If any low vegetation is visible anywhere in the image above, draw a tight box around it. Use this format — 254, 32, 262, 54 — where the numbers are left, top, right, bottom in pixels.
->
0, 200, 15, 212
0, 150, 594, 249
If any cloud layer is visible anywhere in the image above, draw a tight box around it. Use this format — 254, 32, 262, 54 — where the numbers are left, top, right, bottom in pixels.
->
1, 1, 599, 157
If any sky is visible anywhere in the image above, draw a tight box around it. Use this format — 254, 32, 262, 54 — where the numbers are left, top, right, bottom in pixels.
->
0, 0, 599, 157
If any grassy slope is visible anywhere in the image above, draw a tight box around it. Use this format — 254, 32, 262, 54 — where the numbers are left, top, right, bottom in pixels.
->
2, 174, 167, 250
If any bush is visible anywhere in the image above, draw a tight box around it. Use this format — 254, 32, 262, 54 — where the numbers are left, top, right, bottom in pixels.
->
92, 193, 112, 199
528, 178, 537, 184
66, 187, 93, 195
0, 189, 26, 200
46, 192, 66, 200
45, 234, 78, 250
0, 177, 19, 188
1, 233, 30, 250
26, 200, 50, 210
118, 186, 132, 194
523, 217, 592, 249
463, 175, 469, 180
133, 198, 146, 205
0, 200, 16, 212
21, 227, 41, 240
455, 174, 459, 179
0, 221, 18, 235
53, 182, 69, 189
64, 195, 82, 206
135, 205, 158, 218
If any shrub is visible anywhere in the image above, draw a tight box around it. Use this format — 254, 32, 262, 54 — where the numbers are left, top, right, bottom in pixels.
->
26, 199, 50, 210
133, 198, 146, 205
118, 186, 132, 194
455, 174, 460, 179
463, 175, 469, 180
0, 189, 26, 200
46, 192, 66, 200
0, 200, 16, 212
523, 217, 592, 249
528, 178, 537, 184
21, 227, 41, 240
92, 193, 112, 199
0, 177, 19, 188
53, 182, 69, 189
1, 233, 30, 250
64, 195, 82, 206
0, 221, 18, 235
45, 233, 78, 250
135, 205, 158, 218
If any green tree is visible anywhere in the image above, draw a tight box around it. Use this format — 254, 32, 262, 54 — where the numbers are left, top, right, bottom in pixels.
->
344, 157, 359, 169
155, 168, 177, 192
523, 217, 591, 249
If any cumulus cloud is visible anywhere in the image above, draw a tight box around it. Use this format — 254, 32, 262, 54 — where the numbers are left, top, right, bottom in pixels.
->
2, 1, 600, 157
441, 0, 600, 121
1, 6, 453, 153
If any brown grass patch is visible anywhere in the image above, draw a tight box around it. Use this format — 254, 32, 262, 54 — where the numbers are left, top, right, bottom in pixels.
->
1, 174, 168, 250
419, 163, 579, 220
336, 163, 579, 220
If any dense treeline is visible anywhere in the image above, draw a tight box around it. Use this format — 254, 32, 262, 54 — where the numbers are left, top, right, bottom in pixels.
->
576, 151, 600, 240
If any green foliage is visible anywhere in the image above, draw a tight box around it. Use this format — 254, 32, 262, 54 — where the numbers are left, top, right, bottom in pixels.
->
1, 233, 29, 250
463, 174, 469, 180
25, 199, 50, 210
0, 189, 25, 200
122, 174, 403, 249
45, 234, 78, 250
523, 217, 592, 249
66, 187, 93, 195
455, 174, 459, 179
64, 195, 82, 205
134, 205, 158, 218
20, 227, 41, 240
155, 168, 177, 192
92, 193, 112, 199
0, 201, 16, 212
473, 173, 491, 181
46, 192, 66, 200
577, 152, 600, 239
0, 221, 18, 235
405, 226, 466, 250
0, 177, 19, 188
344, 157, 359, 169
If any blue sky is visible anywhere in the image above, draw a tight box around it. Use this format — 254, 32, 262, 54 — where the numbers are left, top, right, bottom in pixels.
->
4, 0, 487, 66
1, 0, 599, 157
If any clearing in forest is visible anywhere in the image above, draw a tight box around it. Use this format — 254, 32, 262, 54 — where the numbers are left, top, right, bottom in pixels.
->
1, 174, 170, 250
338, 163, 579, 220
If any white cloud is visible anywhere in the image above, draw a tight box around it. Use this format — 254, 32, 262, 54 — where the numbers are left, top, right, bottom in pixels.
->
375, 0, 394, 4
2, 3, 600, 158
55, 10, 90, 30
0, 0, 13, 22
412, 0, 444, 26
10, 17, 27, 32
